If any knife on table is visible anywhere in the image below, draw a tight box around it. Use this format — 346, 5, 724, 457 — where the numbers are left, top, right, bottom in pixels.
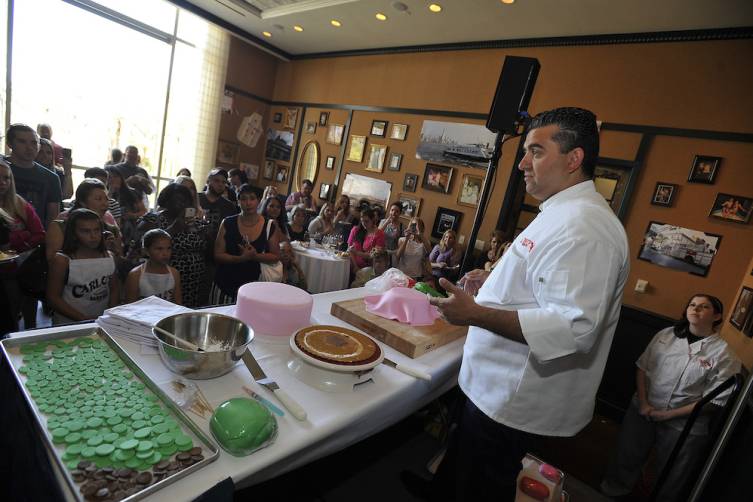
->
382, 358, 432, 381
241, 351, 307, 421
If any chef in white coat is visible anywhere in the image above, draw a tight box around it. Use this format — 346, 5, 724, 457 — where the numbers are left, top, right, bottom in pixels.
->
429, 107, 630, 501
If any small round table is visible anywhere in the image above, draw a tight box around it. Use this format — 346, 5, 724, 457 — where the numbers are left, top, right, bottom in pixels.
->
291, 243, 350, 294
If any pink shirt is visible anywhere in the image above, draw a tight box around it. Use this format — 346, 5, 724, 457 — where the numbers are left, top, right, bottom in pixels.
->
348, 227, 386, 268
8, 201, 45, 251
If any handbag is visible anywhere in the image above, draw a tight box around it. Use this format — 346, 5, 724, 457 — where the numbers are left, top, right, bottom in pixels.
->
259, 219, 283, 282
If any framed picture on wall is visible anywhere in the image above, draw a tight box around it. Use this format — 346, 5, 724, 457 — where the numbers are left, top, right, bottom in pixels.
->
371, 120, 388, 137
273, 112, 282, 123
457, 173, 483, 208
421, 163, 453, 193
275, 166, 288, 183
305, 121, 317, 134
347, 135, 367, 162
325, 156, 336, 170
263, 160, 275, 180
403, 173, 418, 192
388, 152, 402, 171
730, 287, 753, 336
319, 183, 333, 200
366, 144, 387, 172
650, 182, 677, 207
240, 162, 259, 181
688, 155, 721, 184
637, 221, 722, 277
709, 193, 752, 224
217, 140, 239, 164
390, 123, 408, 141
319, 112, 329, 126
327, 124, 345, 145
431, 207, 462, 239
398, 194, 421, 218
285, 108, 298, 129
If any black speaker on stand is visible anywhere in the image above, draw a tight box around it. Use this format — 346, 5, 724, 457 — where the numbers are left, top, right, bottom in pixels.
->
460, 56, 540, 274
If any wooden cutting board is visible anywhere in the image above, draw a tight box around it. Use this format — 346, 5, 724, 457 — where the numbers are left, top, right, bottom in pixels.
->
330, 298, 467, 359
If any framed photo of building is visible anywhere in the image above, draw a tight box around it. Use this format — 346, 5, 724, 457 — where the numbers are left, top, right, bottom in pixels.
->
347, 135, 367, 162
390, 123, 408, 141
457, 173, 483, 208
688, 155, 721, 184
637, 221, 722, 277
371, 120, 387, 137
730, 287, 753, 336
403, 173, 418, 193
326, 124, 345, 145
431, 207, 462, 239
651, 182, 677, 207
709, 193, 752, 224
421, 163, 453, 193
366, 144, 387, 173
388, 152, 402, 171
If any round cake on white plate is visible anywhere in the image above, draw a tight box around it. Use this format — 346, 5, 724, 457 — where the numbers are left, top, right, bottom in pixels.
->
234, 283, 313, 341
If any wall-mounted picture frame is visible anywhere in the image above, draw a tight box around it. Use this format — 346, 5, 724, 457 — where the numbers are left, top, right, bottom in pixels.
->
347, 135, 367, 162
398, 194, 421, 218
416, 120, 496, 169
366, 144, 388, 173
709, 193, 752, 224
326, 124, 344, 145
422, 163, 453, 193
688, 155, 721, 184
319, 111, 329, 126
275, 166, 288, 183
403, 173, 418, 193
273, 112, 282, 123
325, 155, 336, 170
730, 287, 753, 336
217, 140, 240, 164
305, 121, 317, 134
371, 120, 387, 137
263, 160, 275, 180
593, 162, 637, 221
458, 173, 483, 208
265, 128, 294, 162
388, 152, 402, 171
637, 221, 722, 277
390, 123, 408, 141
240, 162, 259, 181
319, 183, 333, 200
651, 182, 677, 207
432, 207, 463, 239
285, 108, 298, 129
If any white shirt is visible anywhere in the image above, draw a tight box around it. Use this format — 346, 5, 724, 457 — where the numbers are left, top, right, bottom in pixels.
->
459, 181, 629, 437
396, 237, 427, 278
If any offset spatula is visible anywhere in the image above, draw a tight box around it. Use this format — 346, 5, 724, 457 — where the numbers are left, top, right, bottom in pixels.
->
382, 358, 432, 381
241, 350, 307, 421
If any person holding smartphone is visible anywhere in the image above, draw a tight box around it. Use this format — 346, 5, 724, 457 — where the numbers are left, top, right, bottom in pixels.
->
395, 217, 432, 282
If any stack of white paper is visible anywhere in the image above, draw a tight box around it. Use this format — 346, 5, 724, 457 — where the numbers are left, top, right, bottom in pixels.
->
97, 296, 192, 347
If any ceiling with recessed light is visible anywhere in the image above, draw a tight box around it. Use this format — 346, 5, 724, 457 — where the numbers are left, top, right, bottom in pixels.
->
178, 0, 753, 57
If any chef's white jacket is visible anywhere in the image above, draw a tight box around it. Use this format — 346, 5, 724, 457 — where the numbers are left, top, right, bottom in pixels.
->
459, 181, 629, 437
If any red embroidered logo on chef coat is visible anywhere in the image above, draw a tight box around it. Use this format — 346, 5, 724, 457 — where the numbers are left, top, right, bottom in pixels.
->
521, 238, 535, 252
699, 358, 712, 369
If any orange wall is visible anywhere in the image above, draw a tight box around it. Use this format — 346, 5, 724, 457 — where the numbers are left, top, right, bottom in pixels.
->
225, 37, 753, 334
722, 255, 753, 369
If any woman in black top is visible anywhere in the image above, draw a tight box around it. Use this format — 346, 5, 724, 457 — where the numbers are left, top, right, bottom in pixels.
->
260, 195, 289, 242
211, 185, 280, 303
287, 206, 307, 242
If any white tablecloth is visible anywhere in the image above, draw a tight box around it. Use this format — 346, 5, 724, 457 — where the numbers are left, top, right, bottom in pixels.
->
292, 245, 350, 294
6, 288, 465, 501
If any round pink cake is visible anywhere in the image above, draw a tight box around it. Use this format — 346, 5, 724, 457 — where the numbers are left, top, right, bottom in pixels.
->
234, 283, 313, 338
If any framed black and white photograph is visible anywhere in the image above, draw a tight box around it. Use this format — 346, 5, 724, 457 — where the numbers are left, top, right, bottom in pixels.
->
366, 144, 387, 173
457, 173, 483, 208
709, 193, 752, 224
305, 121, 317, 134
240, 162, 259, 181
388, 152, 402, 171
403, 173, 418, 193
688, 155, 721, 184
325, 155, 336, 170
651, 182, 677, 207
217, 140, 239, 164
398, 194, 421, 218
319, 183, 333, 200
263, 160, 275, 180
285, 108, 298, 129
264, 128, 294, 162
326, 124, 345, 145
390, 123, 408, 141
730, 287, 753, 336
275, 166, 288, 183
421, 163, 453, 193
371, 120, 387, 137
432, 207, 462, 239
273, 112, 282, 123
637, 221, 722, 277
416, 120, 497, 169
319, 111, 329, 126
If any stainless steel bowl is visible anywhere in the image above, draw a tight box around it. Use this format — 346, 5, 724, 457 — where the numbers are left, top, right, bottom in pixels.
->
153, 312, 253, 380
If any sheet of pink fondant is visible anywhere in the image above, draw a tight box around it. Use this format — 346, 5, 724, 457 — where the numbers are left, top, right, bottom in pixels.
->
364, 287, 440, 326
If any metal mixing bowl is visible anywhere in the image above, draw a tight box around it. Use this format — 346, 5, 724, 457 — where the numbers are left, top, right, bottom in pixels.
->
153, 312, 253, 380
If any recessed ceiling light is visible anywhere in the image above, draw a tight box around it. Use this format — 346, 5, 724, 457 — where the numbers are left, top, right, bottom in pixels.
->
293, 25, 304, 32
376, 13, 387, 21
501, 0, 515, 4
262, 31, 272, 37
429, 4, 442, 13
330, 19, 342, 27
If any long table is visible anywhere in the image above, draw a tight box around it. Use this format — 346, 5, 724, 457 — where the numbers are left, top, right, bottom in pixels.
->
5, 287, 465, 501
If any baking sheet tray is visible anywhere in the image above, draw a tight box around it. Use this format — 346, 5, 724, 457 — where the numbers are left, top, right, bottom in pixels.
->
1, 327, 220, 501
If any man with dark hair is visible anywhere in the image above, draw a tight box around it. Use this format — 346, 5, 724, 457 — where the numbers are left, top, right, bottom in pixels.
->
105, 148, 123, 166
284, 178, 317, 213
425, 108, 629, 501
114, 146, 154, 206
227, 168, 247, 197
198, 168, 238, 240
6, 123, 62, 228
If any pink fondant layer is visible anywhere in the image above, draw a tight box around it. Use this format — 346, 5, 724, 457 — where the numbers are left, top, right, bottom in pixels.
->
364, 287, 440, 326
234, 282, 313, 337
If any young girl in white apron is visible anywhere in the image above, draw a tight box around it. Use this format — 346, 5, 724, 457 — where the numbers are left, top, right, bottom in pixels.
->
46, 209, 119, 325
125, 229, 182, 304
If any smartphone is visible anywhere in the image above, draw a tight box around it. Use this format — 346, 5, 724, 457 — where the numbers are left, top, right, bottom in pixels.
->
184, 207, 196, 222
62, 148, 72, 160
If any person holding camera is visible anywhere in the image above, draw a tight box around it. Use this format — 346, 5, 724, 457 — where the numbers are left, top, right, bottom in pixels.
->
395, 217, 432, 282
